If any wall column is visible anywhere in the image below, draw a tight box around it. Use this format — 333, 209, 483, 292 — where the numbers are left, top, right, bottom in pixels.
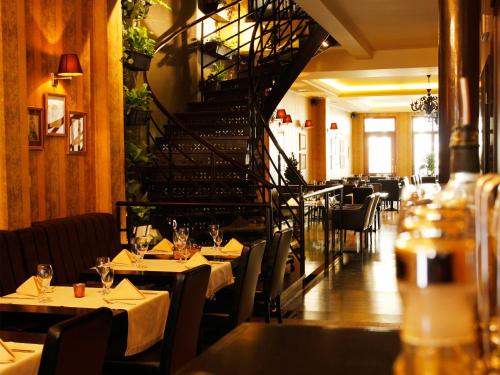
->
0, 0, 31, 229
308, 98, 326, 182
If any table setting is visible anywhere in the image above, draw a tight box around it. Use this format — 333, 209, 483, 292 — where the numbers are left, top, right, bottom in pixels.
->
0, 339, 43, 375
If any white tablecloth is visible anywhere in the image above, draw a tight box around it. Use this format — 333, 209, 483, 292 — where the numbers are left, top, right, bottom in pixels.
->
0, 287, 169, 356
200, 247, 241, 258
0, 342, 42, 375
112, 259, 234, 298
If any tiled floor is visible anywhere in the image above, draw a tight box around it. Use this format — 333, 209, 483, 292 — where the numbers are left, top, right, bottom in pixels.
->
291, 211, 402, 328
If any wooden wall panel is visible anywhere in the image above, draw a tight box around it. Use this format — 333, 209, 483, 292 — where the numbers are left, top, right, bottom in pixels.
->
308, 98, 326, 181
0, 0, 124, 229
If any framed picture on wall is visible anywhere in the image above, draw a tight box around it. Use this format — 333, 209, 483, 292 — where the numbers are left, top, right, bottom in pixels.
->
28, 107, 43, 150
299, 153, 306, 170
45, 93, 66, 136
299, 133, 306, 150
68, 112, 86, 153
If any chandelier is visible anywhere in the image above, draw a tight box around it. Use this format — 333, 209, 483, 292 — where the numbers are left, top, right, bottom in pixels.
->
411, 74, 439, 123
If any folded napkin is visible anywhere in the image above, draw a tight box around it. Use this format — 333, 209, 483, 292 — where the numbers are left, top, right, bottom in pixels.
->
0, 339, 15, 362
151, 238, 174, 252
112, 249, 136, 265
107, 279, 144, 300
185, 252, 209, 269
16, 276, 41, 297
286, 197, 299, 207
221, 238, 244, 254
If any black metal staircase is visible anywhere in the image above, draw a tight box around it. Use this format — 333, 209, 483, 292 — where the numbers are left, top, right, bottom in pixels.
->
133, 0, 331, 275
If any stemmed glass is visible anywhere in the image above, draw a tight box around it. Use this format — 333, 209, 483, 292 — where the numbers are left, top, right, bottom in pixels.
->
132, 236, 150, 268
209, 224, 219, 248
101, 266, 114, 295
174, 227, 189, 262
36, 264, 53, 302
215, 230, 223, 249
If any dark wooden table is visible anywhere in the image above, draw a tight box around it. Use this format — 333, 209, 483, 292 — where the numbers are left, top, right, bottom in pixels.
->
178, 323, 400, 375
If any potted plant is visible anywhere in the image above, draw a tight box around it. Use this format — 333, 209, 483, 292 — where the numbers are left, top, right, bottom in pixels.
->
203, 35, 236, 57
124, 84, 152, 126
284, 153, 304, 184
122, 0, 170, 23
123, 25, 156, 71
198, 0, 226, 15
419, 152, 436, 176
204, 62, 228, 91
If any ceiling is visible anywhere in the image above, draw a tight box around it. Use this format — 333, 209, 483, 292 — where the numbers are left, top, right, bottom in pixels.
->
292, 0, 439, 113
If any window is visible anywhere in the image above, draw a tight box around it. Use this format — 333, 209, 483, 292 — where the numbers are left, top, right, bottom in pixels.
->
364, 118, 395, 174
412, 116, 439, 175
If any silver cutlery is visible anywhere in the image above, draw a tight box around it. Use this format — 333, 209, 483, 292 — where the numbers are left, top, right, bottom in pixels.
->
11, 349, 36, 353
103, 298, 137, 306
0, 295, 36, 299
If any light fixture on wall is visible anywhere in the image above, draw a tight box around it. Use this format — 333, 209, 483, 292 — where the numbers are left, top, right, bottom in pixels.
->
330, 122, 338, 130
276, 109, 287, 119
283, 114, 293, 124
410, 74, 439, 123
51, 54, 83, 87
304, 119, 313, 128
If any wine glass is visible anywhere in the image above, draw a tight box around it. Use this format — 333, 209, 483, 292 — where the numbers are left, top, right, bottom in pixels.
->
209, 224, 219, 248
96, 257, 110, 275
132, 236, 149, 268
36, 264, 53, 302
101, 266, 114, 295
215, 230, 223, 249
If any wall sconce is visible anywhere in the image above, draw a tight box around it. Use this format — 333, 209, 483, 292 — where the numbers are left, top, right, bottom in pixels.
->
276, 109, 287, 119
51, 54, 83, 87
330, 122, 338, 130
304, 120, 313, 128
283, 114, 293, 124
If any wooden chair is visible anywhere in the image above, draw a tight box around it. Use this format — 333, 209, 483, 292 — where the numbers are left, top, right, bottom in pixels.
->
104, 264, 211, 375
38, 307, 113, 375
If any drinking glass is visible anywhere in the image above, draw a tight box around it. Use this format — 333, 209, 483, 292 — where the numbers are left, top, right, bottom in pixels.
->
209, 224, 219, 248
174, 232, 187, 262
215, 230, 223, 248
36, 264, 53, 302
101, 266, 114, 295
96, 257, 110, 275
132, 236, 149, 268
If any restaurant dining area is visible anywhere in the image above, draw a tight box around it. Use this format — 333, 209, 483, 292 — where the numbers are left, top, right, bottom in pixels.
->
2, 0, 500, 374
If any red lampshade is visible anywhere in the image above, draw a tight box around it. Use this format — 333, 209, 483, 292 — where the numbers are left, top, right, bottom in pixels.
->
304, 120, 313, 128
283, 114, 293, 124
57, 54, 83, 76
330, 122, 338, 130
276, 109, 287, 119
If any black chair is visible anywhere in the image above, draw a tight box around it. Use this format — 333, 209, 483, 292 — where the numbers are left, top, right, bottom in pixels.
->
104, 264, 211, 375
38, 307, 113, 375
261, 228, 293, 323
379, 179, 401, 211
203, 240, 266, 335
421, 176, 437, 183
353, 186, 373, 204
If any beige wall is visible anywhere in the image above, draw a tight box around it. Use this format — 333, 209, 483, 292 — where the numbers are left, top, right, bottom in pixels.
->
351, 112, 413, 177
325, 100, 352, 179
0, 0, 125, 229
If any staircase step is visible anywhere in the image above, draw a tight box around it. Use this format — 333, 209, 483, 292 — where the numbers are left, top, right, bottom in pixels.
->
187, 99, 248, 113
173, 110, 249, 128
203, 86, 249, 102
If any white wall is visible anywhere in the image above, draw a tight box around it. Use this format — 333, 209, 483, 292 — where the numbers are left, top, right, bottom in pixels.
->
325, 100, 353, 179
269, 91, 309, 183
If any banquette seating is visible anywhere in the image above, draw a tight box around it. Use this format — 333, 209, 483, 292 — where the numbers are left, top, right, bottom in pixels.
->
0, 213, 120, 294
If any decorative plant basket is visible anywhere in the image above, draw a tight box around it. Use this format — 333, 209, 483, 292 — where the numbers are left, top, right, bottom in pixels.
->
124, 50, 152, 71
126, 108, 151, 126
198, 0, 220, 14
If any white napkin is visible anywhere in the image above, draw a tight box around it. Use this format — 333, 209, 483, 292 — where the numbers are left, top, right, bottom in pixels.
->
221, 238, 244, 254
16, 276, 41, 297
0, 339, 15, 362
107, 279, 145, 300
185, 252, 209, 269
112, 249, 136, 265
151, 238, 174, 252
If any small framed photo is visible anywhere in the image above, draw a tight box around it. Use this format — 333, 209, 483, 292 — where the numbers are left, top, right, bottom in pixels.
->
68, 111, 86, 153
299, 133, 306, 150
45, 93, 66, 136
299, 153, 306, 170
28, 107, 43, 150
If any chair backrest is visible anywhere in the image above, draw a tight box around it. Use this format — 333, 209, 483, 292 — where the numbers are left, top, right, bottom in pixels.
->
343, 183, 355, 196
38, 307, 113, 375
366, 193, 380, 228
264, 228, 293, 300
353, 186, 374, 204
161, 264, 211, 375
380, 179, 400, 200
231, 239, 266, 326
371, 182, 382, 193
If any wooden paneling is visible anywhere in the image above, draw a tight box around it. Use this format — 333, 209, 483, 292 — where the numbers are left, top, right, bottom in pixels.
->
308, 98, 326, 181
0, 0, 124, 229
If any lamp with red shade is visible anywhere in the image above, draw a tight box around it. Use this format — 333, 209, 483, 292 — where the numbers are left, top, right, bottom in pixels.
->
283, 114, 293, 124
276, 109, 287, 119
304, 120, 313, 128
51, 54, 83, 87
330, 122, 338, 130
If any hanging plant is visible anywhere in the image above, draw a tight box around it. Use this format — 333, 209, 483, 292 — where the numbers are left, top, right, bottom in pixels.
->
123, 25, 156, 71
198, 0, 226, 15
124, 84, 152, 126
122, 0, 171, 23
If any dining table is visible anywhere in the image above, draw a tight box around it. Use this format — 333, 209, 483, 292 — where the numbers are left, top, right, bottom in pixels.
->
176, 323, 401, 375
0, 286, 169, 358
0, 338, 43, 375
